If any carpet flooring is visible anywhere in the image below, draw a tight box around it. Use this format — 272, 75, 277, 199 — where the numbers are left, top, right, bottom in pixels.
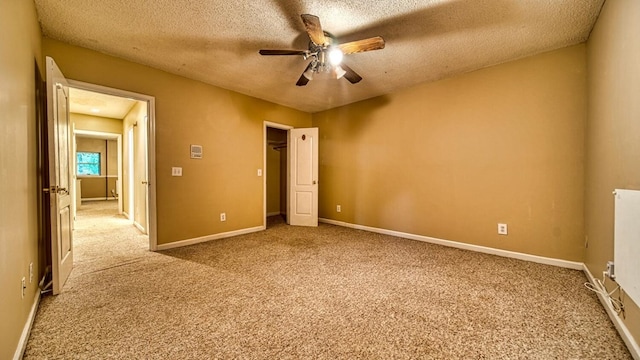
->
24, 201, 632, 359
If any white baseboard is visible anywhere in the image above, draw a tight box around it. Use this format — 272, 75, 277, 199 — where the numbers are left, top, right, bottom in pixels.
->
156, 226, 265, 251
319, 218, 583, 270
266, 212, 282, 217
583, 265, 640, 359
319, 217, 639, 357
133, 221, 146, 234
13, 290, 40, 360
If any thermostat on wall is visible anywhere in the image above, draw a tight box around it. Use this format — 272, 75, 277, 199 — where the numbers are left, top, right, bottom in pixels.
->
190, 144, 203, 159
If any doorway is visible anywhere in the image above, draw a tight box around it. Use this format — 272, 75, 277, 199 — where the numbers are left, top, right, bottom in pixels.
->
68, 80, 157, 250
73, 131, 121, 217
264, 122, 292, 228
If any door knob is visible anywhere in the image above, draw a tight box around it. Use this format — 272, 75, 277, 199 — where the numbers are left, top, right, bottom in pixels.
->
43, 185, 67, 194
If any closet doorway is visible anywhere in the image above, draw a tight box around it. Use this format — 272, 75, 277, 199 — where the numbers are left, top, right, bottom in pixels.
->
264, 122, 292, 227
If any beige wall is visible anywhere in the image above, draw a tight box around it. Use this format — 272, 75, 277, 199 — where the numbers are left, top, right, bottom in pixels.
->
280, 143, 287, 215
43, 39, 312, 244
0, 1, 42, 358
266, 146, 281, 215
313, 45, 587, 261
586, 0, 640, 348
73, 112, 123, 134
79, 177, 118, 200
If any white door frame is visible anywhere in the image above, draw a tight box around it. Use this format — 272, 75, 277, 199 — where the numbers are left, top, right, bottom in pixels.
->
73, 129, 122, 213
127, 127, 134, 220
68, 79, 158, 251
263, 121, 293, 228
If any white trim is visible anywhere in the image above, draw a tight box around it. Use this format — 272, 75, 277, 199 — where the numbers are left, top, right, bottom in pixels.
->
13, 291, 40, 360
263, 121, 293, 228
81, 197, 116, 201
156, 226, 265, 251
146, 98, 157, 251
68, 79, 157, 251
583, 265, 640, 359
267, 211, 282, 217
74, 129, 119, 139
77, 175, 120, 179
319, 218, 583, 270
134, 221, 145, 233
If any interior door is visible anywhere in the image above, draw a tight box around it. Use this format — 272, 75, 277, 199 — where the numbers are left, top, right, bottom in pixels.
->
287, 128, 319, 226
133, 114, 148, 233
46, 57, 73, 295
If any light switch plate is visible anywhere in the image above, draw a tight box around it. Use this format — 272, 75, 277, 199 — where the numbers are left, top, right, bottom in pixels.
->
172, 167, 182, 176
257, 169, 262, 176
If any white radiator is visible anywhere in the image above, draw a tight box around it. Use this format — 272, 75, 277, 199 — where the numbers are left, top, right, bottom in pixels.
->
614, 189, 640, 306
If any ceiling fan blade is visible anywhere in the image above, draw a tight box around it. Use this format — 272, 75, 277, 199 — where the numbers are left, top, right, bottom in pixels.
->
259, 49, 307, 56
338, 36, 385, 55
339, 63, 362, 84
301, 14, 328, 46
296, 63, 313, 86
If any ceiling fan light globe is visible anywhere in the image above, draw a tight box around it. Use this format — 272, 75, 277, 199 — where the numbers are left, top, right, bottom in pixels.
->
328, 48, 343, 66
303, 68, 314, 80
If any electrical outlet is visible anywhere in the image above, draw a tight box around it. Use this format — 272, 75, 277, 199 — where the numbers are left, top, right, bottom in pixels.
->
497, 223, 508, 235
606, 261, 615, 279
21, 277, 26, 299
220, 212, 226, 222
336, 205, 341, 213
29, 262, 33, 283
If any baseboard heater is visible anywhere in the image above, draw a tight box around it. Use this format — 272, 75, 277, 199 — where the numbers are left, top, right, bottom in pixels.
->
613, 189, 640, 307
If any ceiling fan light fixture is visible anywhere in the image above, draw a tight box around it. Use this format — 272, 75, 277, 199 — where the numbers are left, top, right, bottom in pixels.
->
303, 67, 315, 80
328, 47, 343, 66
259, 14, 385, 86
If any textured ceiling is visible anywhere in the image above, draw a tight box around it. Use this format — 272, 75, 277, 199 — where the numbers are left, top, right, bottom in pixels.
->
34, 0, 604, 113
69, 88, 137, 119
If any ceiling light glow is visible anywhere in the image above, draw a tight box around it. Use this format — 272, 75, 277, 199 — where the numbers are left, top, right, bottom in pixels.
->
328, 48, 343, 66
90, 108, 101, 113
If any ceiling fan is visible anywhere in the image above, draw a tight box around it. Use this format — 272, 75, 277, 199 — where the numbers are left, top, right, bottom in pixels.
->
259, 14, 385, 86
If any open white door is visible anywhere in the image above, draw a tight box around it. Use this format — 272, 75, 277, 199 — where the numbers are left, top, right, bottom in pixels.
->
46, 57, 73, 295
133, 114, 148, 233
287, 128, 319, 226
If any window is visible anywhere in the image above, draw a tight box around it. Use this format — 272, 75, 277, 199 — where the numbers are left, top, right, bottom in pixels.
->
77, 152, 101, 175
